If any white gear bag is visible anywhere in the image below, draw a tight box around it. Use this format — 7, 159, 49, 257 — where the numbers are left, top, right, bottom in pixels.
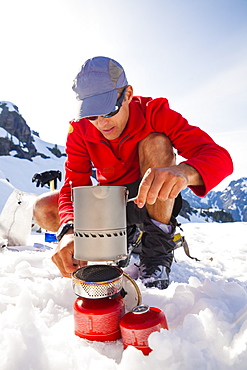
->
0, 189, 37, 246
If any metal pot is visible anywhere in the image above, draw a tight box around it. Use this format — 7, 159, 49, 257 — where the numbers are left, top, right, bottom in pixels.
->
73, 186, 134, 262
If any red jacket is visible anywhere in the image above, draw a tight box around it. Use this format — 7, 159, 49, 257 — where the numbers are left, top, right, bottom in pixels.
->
59, 96, 233, 224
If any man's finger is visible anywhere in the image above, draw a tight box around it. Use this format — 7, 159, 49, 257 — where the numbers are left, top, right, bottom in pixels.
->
51, 253, 71, 278
62, 249, 78, 274
168, 179, 187, 199
135, 168, 154, 207
51, 237, 76, 277
72, 258, 88, 269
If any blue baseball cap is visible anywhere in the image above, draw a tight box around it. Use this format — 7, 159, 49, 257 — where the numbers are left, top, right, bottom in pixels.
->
72, 56, 128, 119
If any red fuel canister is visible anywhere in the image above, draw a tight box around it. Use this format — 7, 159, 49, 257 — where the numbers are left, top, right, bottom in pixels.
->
120, 304, 168, 355
74, 295, 125, 342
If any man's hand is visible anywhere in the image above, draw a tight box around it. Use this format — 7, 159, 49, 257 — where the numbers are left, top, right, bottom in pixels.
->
135, 163, 203, 208
51, 233, 87, 278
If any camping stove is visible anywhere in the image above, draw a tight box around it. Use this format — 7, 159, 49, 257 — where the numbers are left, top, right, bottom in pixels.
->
72, 265, 125, 341
72, 264, 142, 342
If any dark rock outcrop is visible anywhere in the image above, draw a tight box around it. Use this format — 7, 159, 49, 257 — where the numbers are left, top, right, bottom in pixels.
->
0, 101, 37, 160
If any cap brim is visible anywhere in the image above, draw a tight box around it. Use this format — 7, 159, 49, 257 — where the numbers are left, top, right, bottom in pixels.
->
77, 89, 119, 119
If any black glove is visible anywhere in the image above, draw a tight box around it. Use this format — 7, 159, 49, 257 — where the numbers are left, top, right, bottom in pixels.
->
32, 170, 62, 188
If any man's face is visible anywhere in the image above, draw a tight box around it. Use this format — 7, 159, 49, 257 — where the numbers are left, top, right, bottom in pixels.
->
88, 86, 133, 140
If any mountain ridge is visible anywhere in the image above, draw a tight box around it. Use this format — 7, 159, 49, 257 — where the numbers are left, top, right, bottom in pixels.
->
181, 177, 247, 222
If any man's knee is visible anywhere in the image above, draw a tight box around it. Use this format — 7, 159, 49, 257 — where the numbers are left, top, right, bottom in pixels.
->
139, 132, 174, 150
138, 133, 176, 169
33, 190, 60, 232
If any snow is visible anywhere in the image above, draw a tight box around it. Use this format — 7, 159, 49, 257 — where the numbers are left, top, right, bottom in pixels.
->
200, 197, 209, 205
0, 127, 7, 137
0, 131, 247, 369
0, 101, 18, 114
0, 222, 247, 369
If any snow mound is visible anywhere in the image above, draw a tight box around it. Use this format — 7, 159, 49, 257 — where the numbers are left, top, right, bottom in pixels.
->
0, 222, 246, 369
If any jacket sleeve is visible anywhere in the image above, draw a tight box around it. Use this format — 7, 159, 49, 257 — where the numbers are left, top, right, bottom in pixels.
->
58, 121, 93, 224
147, 99, 234, 196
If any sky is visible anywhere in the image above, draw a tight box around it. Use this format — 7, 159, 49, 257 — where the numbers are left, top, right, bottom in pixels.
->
0, 0, 247, 149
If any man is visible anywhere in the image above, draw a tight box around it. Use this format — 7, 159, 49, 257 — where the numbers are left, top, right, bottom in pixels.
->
34, 56, 233, 289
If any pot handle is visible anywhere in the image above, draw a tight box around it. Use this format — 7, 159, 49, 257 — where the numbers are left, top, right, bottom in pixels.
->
127, 196, 138, 203
125, 184, 138, 204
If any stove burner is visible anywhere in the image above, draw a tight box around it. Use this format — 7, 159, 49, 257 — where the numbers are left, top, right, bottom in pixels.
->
72, 265, 123, 299
75, 265, 122, 282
